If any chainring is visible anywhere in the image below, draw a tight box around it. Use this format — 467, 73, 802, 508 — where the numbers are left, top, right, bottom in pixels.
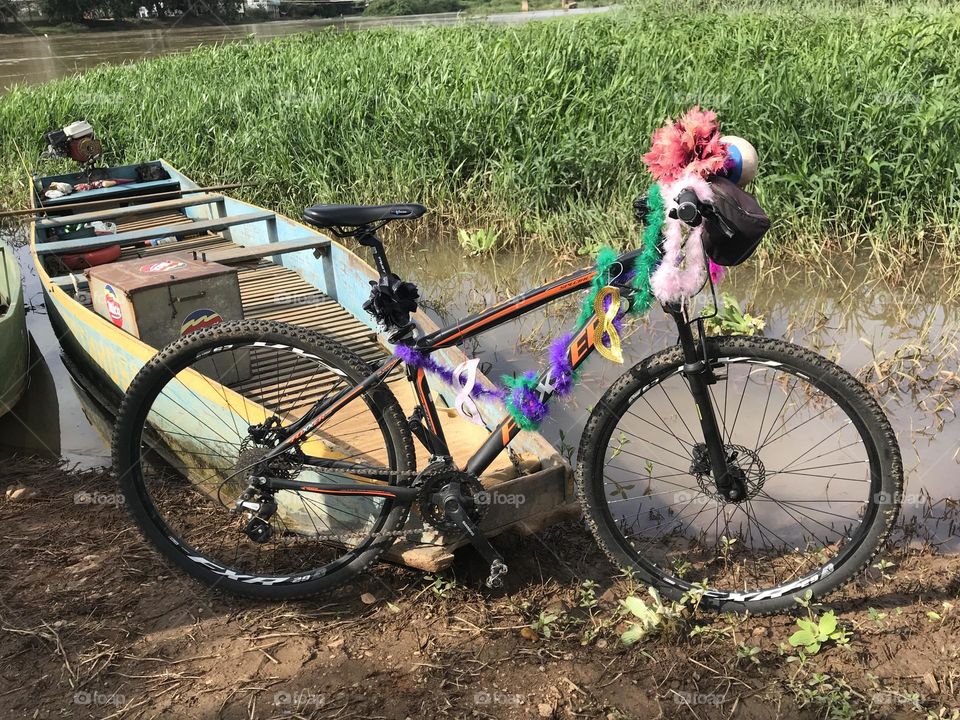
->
416, 465, 487, 534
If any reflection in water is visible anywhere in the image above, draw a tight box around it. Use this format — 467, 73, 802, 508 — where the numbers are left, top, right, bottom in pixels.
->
0, 333, 60, 457
0, 240, 110, 468
0, 225, 955, 545
392, 240, 960, 548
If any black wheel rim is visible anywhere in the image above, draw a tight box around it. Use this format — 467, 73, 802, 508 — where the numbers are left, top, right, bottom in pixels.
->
121, 332, 403, 586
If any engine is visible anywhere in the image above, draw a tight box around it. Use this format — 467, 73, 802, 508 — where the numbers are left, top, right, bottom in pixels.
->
44, 120, 102, 164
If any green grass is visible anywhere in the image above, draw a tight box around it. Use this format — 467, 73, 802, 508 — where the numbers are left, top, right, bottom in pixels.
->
2, 0, 959, 267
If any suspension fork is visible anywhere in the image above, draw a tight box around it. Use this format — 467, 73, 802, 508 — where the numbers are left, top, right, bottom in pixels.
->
666, 303, 746, 501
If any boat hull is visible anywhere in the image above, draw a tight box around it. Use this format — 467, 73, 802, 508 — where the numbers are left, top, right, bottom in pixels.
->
0, 242, 29, 417
30, 161, 576, 571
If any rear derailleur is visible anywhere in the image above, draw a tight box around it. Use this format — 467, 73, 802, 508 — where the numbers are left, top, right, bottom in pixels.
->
416, 462, 509, 589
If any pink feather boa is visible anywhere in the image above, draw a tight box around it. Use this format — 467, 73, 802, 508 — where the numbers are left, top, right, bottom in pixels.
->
651, 174, 725, 303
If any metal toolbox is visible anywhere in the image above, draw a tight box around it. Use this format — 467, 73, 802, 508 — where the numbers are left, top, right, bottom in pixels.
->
86, 255, 249, 384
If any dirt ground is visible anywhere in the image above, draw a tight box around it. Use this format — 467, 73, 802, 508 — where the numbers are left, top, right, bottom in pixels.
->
1, 457, 958, 720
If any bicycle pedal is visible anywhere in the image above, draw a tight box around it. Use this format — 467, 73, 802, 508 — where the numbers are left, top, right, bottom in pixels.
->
485, 559, 508, 589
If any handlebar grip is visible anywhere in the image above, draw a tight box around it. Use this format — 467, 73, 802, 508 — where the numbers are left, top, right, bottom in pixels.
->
674, 188, 703, 226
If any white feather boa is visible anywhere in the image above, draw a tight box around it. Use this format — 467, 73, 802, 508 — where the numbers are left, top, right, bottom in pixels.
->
650, 173, 715, 304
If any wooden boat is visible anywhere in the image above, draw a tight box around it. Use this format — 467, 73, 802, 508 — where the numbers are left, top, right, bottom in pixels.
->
0, 241, 28, 417
29, 160, 574, 570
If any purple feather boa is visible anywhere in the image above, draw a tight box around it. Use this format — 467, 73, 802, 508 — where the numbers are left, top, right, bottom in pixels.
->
394, 344, 506, 400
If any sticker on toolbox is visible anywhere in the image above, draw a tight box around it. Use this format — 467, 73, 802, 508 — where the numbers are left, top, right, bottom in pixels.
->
139, 259, 187, 274
180, 308, 223, 335
104, 284, 124, 327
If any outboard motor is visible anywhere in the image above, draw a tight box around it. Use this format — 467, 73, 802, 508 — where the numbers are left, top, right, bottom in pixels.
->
43, 120, 102, 165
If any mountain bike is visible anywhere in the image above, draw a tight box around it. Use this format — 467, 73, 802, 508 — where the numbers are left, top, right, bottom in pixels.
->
112, 195, 903, 614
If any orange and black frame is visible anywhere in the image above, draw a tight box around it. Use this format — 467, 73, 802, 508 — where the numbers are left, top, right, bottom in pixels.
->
262, 248, 647, 500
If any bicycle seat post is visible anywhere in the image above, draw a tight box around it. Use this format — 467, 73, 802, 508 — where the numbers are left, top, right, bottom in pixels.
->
354, 225, 392, 278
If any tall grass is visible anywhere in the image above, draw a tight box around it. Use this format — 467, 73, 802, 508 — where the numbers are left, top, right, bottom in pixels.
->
1, 0, 959, 264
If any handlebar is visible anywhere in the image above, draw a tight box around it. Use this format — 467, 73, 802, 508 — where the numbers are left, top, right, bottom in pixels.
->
673, 188, 705, 226
633, 187, 712, 228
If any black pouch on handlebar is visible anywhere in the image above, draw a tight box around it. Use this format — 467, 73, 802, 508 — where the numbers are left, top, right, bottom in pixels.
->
701, 176, 771, 266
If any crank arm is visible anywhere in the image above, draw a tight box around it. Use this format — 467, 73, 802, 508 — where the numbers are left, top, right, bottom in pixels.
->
442, 502, 508, 588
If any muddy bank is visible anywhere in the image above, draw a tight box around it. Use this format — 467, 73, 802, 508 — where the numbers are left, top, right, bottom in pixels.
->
1, 456, 958, 719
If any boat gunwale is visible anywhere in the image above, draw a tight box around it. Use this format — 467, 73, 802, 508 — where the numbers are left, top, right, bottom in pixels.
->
29, 160, 565, 470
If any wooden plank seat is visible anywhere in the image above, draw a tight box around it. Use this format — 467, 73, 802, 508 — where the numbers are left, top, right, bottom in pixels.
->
36, 193, 225, 229
35, 211, 275, 256
191, 236, 331, 265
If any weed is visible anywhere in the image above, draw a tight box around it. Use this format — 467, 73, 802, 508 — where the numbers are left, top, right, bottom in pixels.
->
577, 579, 599, 609
789, 672, 863, 720
702, 293, 766, 336
736, 643, 761, 665
529, 611, 561, 639
457, 228, 500, 256
866, 608, 887, 629
789, 610, 850, 654
425, 574, 457, 598
619, 587, 685, 645
872, 558, 895, 580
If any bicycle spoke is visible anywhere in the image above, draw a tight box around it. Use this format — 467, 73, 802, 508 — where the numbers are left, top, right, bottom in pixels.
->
592, 351, 887, 605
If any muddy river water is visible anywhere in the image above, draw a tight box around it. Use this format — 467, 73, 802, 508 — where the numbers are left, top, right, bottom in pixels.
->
1, 231, 957, 548
0, 8, 608, 91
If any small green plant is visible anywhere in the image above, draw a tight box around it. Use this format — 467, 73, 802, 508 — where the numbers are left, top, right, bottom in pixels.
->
619, 588, 684, 645
867, 607, 887, 629
529, 611, 560, 639
702, 293, 765, 336
425, 574, 457, 598
872, 558, 895, 580
671, 556, 691, 579
790, 672, 861, 720
578, 579, 599, 609
557, 428, 576, 466
457, 227, 499, 255
736, 644, 761, 665
789, 610, 850, 654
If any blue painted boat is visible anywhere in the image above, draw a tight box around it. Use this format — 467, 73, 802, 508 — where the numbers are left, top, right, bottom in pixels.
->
29, 160, 573, 569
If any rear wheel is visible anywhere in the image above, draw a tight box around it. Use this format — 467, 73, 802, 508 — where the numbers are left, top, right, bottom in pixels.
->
112, 320, 416, 600
576, 336, 902, 613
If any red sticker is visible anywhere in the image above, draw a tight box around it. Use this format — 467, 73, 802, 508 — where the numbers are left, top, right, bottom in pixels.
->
104, 284, 123, 327
139, 259, 187, 274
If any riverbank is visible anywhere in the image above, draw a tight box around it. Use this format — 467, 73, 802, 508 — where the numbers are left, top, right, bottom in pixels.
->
2, 0, 960, 291
0, 16, 343, 37
0, 455, 957, 719
0, 0, 602, 38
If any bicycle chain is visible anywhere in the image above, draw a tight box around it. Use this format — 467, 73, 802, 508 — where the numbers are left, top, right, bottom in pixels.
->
262, 466, 430, 544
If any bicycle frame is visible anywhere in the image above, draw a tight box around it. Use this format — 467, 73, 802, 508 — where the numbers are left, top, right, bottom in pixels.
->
261, 246, 736, 501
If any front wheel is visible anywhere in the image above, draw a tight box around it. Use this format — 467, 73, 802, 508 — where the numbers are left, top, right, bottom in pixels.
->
576, 335, 902, 614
